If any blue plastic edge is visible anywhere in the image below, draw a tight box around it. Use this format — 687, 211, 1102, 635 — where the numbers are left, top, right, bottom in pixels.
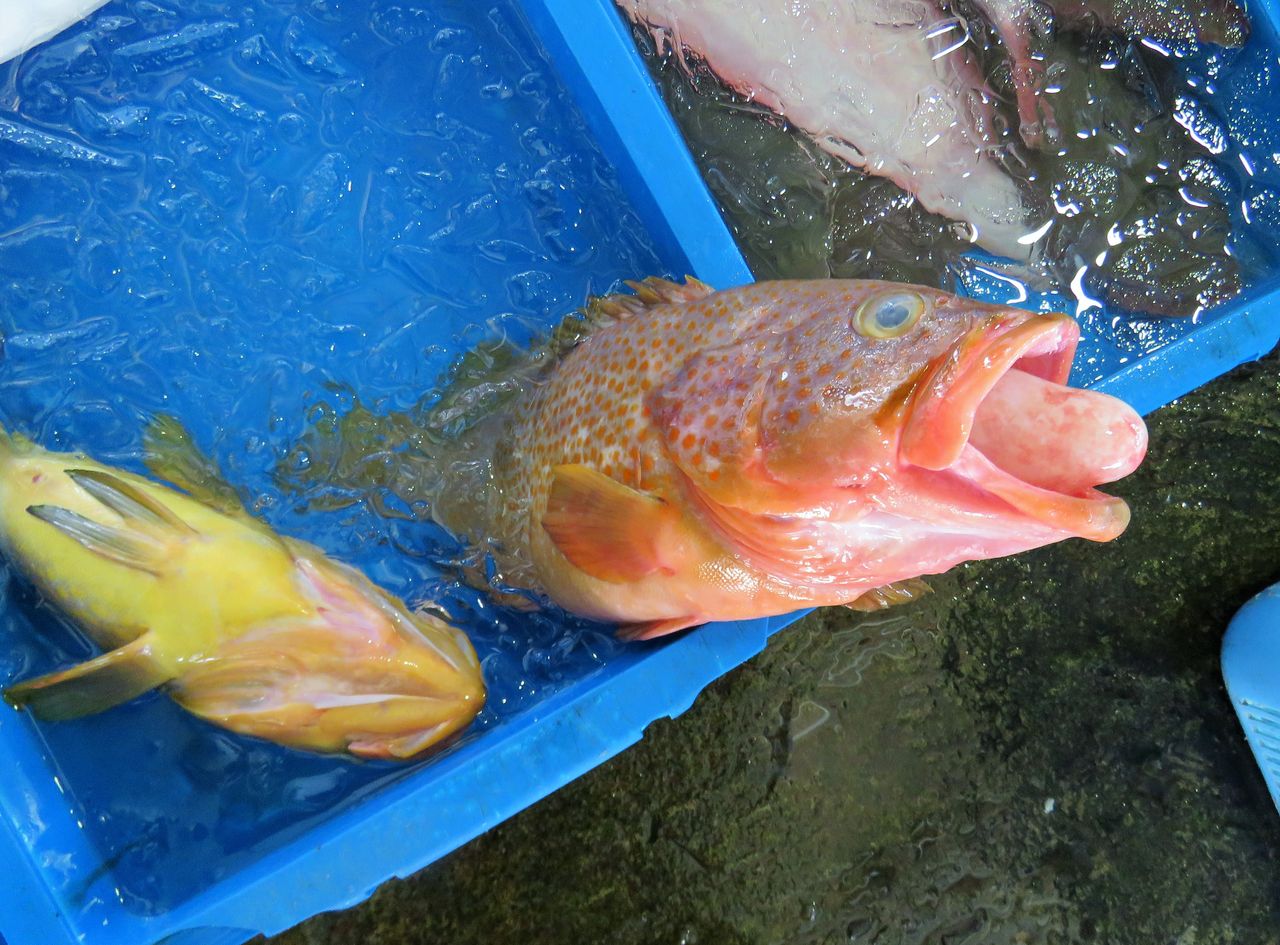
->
0, 801, 78, 945
25, 619, 782, 945
1090, 291, 1280, 415
1222, 582, 1280, 812
520, 0, 755, 292
2, 0, 1280, 941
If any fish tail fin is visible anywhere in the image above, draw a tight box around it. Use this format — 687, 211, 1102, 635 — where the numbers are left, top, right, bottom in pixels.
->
4, 635, 173, 720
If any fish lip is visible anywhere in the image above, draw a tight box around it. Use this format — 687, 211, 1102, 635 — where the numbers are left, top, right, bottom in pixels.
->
900, 312, 1081, 471
950, 444, 1132, 542
899, 312, 1130, 541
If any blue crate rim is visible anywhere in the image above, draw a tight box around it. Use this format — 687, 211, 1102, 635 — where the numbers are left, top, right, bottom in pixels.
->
2, 0, 1279, 943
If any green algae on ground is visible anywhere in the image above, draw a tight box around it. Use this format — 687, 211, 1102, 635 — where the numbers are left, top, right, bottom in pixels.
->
270, 349, 1280, 944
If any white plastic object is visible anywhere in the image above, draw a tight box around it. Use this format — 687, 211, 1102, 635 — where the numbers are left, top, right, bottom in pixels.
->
0, 0, 113, 65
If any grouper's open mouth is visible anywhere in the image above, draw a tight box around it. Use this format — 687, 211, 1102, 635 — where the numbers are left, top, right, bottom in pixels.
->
900, 314, 1148, 541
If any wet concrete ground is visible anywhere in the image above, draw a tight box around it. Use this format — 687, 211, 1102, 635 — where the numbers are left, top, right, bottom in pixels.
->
271, 346, 1280, 944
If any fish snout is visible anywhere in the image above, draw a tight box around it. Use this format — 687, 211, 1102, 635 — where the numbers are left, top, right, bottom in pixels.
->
899, 313, 1146, 540
172, 561, 486, 760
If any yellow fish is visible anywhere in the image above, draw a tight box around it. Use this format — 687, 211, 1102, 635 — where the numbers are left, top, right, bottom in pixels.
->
0, 422, 485, 760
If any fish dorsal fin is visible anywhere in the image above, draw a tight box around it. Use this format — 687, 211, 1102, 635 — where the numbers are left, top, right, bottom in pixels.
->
142, 414, 248, 518
27, 504, 169, 575
844, 578, 932, 612
0, 427, 37, 456
581, 275, 715, 323
541, 464, 695, 584
3, 634, 173, 720
623, 275, 715, 307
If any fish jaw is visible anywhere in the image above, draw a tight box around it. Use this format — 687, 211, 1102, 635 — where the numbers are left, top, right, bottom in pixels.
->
170, 553, 486, 761
899, 313, 1146, 542
900, 312, 1080, 471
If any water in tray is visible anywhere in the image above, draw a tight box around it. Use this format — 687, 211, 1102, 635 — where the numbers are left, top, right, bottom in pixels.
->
0, 0, 663, 918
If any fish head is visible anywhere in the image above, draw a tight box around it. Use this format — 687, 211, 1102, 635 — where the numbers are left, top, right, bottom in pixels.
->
663, 280, 1146, 580
775, 282, 1144, 542
751, 282, 991, 492
171, 551, 486, 761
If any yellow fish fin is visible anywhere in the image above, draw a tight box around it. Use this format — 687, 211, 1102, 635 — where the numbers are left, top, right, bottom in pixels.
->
843, 577, 933, 612
65, 469, 194, 535
27, 504, 170, 574
542, 464, 694, 584
616, 615, 701, 641
142, 414, 247, 517
3, 635, 173, 720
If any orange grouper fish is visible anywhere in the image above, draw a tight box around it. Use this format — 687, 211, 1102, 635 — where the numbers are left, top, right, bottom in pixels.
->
432, 277, 1148, 640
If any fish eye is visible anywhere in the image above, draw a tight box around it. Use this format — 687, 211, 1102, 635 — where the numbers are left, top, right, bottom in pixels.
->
853, 291, 926, 339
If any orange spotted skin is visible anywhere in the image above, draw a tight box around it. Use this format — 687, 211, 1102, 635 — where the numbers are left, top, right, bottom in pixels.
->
453, 277, 1143, 638
488, 278, 797, 627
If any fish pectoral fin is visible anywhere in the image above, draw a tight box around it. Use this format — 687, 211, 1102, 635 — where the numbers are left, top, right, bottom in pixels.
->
66, 468, 194, 535
27, 504, 169, 575
143, 414, 248, 518
4, 635, 172, 720
843, 577, 932, 613
542, 464, 692, 584
616, 616, 701, 641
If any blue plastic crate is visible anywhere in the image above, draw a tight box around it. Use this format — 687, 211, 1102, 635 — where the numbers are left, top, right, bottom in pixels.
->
0, 2, 1278, 945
